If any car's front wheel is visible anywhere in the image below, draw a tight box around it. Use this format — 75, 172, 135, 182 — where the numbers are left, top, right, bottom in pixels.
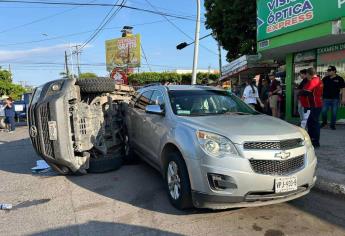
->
164, 152, 193, 210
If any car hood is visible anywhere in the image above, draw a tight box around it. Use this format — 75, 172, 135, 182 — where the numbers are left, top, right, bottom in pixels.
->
176, 114, 303, 144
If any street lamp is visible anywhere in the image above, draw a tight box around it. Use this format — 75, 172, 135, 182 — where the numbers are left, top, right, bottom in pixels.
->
192, 0, 201, 85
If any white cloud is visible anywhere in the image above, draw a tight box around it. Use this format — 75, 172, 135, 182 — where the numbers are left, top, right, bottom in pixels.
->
0, 44, 88, 62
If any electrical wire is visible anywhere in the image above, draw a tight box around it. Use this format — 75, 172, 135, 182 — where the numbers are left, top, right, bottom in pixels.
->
143, 0, 217, 56
0, 0, 98, 34
0, 0, 204, 23
80, 0, 124, 50
0, 19, 181, 47
140, 44, 151, 72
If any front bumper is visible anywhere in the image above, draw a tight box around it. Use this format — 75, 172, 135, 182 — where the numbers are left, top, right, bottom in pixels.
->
28, 79, 85, 173
184, 145, 317, 209
192, 180, 315, 209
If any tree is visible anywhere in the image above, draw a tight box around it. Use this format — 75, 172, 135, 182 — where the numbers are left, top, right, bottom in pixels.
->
204, 0, 257, 61
0, 68, 12, 83
128, 72, 220, 85
0, 68, 26, 100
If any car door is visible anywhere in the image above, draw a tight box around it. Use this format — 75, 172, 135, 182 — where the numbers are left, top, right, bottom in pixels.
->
128, 90, 153, 152
141, 90, 168, 163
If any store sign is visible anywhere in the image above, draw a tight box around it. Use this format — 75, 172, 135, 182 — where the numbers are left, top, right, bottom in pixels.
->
317, 43, 345, 65
257, 0, 345, 41
105, 34, 141, 71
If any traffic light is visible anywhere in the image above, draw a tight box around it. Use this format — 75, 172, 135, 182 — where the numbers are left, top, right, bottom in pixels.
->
176, 42, 188, 50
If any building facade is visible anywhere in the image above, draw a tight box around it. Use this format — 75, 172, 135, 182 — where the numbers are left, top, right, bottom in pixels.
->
257, 0, 345, 122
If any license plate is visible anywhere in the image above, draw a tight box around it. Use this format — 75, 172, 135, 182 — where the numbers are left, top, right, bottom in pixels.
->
275, 176, 297, 193
48, 121, 57, 141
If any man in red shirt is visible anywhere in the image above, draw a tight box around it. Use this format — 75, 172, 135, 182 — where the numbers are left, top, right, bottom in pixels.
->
299, 68, 323, 148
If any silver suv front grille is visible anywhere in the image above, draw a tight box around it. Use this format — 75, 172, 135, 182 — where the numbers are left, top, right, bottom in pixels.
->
249, 155, 305, 175
244, 138, 303, 150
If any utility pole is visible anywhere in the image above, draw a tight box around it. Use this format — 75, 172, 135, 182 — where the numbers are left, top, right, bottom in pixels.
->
191, 0, 201, 85
218, 41, 222, 77
64, 51, 70, 78
73, 45, 82, 77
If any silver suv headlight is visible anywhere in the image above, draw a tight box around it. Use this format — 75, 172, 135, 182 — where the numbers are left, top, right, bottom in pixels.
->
196, 131, 239, 158
298, 127, 313, 149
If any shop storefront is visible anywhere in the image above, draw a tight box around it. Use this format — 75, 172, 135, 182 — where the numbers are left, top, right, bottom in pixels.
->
257, 0, 345, 122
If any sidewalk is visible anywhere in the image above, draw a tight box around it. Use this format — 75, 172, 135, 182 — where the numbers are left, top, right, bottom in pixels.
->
314, 125, 345, 196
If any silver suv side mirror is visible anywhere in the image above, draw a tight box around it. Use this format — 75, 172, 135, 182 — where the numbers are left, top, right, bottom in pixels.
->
145, 105, 164, 115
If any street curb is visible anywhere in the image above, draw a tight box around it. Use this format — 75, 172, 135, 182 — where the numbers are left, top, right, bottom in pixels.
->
314, 177, 345, 197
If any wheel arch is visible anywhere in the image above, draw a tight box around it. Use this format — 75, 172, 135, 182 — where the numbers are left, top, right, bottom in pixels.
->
161, 143, 185, 175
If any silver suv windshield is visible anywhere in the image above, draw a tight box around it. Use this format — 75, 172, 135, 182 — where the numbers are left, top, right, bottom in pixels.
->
168, 89, 260, 116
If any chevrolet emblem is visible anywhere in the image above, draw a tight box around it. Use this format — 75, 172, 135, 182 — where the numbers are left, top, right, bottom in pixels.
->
275, 151, 291, 160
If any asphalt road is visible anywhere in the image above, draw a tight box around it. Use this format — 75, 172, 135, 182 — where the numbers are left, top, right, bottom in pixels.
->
0, 127, 345, 236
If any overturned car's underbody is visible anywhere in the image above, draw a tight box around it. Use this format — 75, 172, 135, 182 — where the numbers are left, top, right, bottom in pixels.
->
28, 77, 135, 175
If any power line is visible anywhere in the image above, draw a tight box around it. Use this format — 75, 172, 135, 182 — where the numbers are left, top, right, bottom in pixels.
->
80, 0, 125, 50
0, 0, 98, 34
0, 0, 204, 23
140, 44, 151, 72
0, 19, 178, 47
4, 61, 191, 69
143, 0, 217, 56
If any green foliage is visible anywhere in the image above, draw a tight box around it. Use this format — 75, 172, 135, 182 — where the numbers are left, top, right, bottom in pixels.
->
0, 80, 26, 100
79, 72, 98, 79
204, 0, 256, 61
128, 72, 220, 85
0, 68, 12, 83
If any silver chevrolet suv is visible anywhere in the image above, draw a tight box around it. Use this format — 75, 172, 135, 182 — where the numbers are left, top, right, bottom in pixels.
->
124, 84, 317, 210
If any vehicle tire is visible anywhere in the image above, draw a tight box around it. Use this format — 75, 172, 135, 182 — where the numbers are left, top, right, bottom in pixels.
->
122, 126, 139, 164
87, 149, 124, 173
164, 152, 193, 210
76, 77, 115, 93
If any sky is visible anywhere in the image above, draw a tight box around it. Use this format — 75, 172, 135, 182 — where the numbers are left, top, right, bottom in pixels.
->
0, 0, 228, 87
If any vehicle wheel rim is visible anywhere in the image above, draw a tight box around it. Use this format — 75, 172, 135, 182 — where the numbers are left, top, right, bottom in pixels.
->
167, 161, 181, 200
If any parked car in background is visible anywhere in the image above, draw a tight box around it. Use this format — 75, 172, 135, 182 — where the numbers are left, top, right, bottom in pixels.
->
13, 92, 32, 121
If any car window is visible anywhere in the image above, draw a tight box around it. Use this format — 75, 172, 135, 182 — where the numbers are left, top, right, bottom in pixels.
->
169, 89, 259, 116
150, 90, 165, 109
134, 91, 153, 110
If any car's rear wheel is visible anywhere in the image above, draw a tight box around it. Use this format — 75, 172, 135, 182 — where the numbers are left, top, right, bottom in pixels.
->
87, 147, 124, 173
164, 152, 193, 210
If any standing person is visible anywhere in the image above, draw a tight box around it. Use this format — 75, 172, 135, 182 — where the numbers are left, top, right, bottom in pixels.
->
242, 78, 264, 110
3, 97, 16, 133
260, 79, 270, 114
297, 69, 309, 122
299, 68, 323, 148
321, 66, 345, 130
268, 72, 280, 117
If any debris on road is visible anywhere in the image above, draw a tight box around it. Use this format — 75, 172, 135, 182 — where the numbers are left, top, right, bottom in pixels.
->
0, 204, 13, 210
31, 160, 51, 174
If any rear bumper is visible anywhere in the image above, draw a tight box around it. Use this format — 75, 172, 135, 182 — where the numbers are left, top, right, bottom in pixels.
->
192, 177, 315, 209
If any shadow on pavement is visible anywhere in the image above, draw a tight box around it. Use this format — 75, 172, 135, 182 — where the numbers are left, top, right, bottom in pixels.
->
28, 221, 182, 236
289, 189, 345, 228
1, 135, 345, 226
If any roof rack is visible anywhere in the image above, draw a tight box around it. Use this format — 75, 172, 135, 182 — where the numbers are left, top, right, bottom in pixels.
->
142, 83, 162, 88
